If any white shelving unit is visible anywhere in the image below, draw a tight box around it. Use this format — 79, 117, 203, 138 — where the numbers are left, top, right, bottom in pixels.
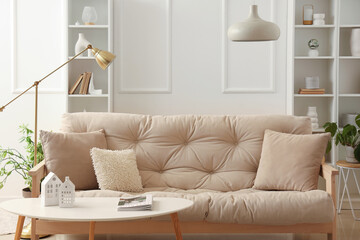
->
288, 0, 360, 164
65, 0, 113, 113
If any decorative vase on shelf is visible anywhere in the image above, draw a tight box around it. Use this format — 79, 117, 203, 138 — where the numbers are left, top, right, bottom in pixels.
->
351, 28, 360, 56
306, 106, 319, 130
75, 33, 90, 56
313, 14, 325, 26
82, 6, 98, 25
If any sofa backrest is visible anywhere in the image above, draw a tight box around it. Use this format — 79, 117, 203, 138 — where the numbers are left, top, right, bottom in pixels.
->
60, 113, 311, 191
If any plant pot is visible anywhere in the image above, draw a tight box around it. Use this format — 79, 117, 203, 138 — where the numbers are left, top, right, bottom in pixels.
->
22, 187, 32, 198
345, 146, 358, 163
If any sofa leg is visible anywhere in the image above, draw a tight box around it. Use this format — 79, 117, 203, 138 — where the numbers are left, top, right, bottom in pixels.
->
327, 233, 333, 240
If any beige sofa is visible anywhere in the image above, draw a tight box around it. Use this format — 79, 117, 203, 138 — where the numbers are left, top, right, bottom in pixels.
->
30, 113, 338, 239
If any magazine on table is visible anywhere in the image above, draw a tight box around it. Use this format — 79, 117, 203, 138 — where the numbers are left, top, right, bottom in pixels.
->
117, 194, 153, 211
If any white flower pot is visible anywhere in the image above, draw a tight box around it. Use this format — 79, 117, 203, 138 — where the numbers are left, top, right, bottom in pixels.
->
345, 146, 358, 163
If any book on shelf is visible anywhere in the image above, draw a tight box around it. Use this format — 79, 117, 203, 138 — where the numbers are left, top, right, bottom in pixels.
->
68, 74, 84, 95
117, 195, 153, 211
79, 72, 92, 94
298, 88, 325, 94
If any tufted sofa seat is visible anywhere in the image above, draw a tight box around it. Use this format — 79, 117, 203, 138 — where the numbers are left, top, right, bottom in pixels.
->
76, 188, 334, 225
57, 113, 336, 226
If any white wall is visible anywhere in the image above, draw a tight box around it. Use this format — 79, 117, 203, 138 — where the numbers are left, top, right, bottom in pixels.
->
113, 0, 288, 114
1, 0, 286, 198
0, 0, 66, 198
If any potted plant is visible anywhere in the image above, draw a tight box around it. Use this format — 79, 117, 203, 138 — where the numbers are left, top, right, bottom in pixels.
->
0, 125, 44, 197
323, 115, 360, 163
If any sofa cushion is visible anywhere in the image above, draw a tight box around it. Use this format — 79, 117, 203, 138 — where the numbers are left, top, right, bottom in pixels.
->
75, 188, 334, 224
90, 148, 143, 192
207, 189, 334, 225
61, 113, 311, 191
40, 129, 107, 190
253, 130, 330, 191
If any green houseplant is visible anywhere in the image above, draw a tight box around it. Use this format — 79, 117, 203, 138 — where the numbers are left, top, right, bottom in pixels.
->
0, 125, 44, 197
323, 114, 360, 163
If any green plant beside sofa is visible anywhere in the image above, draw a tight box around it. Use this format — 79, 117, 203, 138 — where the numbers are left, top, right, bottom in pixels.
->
0, 125, 44, 194
324, 114, 360, 163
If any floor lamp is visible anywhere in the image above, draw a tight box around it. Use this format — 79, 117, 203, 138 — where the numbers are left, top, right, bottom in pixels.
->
0, 44, 115, 238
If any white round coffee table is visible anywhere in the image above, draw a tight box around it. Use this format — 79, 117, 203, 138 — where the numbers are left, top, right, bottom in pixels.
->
0, 197, 193, 240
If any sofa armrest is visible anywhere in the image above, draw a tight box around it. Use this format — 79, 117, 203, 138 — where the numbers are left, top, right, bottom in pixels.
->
29, 161, 46, 198
320, 163, 339, 204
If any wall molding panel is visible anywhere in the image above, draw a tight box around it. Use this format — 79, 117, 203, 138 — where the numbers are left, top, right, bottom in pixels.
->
11, 0, 65, 94
221, 0, 276, 93
117, 0, 172, 94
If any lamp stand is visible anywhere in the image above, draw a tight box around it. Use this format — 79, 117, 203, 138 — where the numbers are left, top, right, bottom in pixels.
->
0, 44, 115, 240
0, 45, 91, 198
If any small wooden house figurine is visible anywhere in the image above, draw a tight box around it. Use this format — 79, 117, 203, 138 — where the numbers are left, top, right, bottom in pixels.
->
41, 172, 62, 206
59, 176, 75, 208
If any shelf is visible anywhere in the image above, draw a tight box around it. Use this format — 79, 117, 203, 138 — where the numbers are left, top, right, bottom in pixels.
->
68, 94, 109, 98
295, 25, 335, 29
339, 94, 360, 97
69, 25, 109, 29
295, 56, 334, 60
339, 56, 360, 59
312, 128, 325, 133
340, 25, 360, 28
68, 56, 95, 60
294, 94, 334, 97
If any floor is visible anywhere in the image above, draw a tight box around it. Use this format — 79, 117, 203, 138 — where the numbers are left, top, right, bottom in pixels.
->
0, 210, 359, 240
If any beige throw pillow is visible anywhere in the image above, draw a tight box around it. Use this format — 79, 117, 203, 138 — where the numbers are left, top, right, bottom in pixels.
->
90, 148, 143, 192
253, 130, 330, 191
40, 130, 107, 190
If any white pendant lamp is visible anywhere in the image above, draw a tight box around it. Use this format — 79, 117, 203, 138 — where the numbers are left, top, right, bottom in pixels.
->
228, 5, 280, 41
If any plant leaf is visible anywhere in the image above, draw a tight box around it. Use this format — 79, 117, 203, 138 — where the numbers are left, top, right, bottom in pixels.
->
354, 145, 360, 163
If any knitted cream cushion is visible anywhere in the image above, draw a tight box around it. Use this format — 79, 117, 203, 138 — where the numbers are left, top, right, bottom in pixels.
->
90, 148, 143, 192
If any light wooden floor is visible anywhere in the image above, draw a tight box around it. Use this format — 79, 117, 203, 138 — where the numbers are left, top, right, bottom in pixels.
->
0, 210, 359, 240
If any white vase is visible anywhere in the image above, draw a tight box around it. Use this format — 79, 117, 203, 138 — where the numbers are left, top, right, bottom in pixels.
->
82, 6, 98, 25
351, 28, 360, 56
75, 33, 90, 56
345, 146, 358, 163
307, 106, 319, 130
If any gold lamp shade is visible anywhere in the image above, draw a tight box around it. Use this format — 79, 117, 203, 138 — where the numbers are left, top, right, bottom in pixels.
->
91, 47, 116, 70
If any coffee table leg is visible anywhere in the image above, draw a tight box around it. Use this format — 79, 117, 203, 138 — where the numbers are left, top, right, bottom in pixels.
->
170, 212, 183, 240
14, 216, 25, 240
89, 221, 96, 240
31, 218, 39, 240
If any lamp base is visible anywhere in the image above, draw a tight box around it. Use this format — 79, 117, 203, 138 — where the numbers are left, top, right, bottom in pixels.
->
21, 223, 50, 239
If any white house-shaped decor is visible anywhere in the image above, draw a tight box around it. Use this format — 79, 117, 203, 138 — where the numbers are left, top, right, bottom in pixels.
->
59, 176, 75, 208
41, 172, 62, 206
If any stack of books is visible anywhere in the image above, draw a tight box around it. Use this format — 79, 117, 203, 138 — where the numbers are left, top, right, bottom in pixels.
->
117, 195, 153, 211
68, 72, 93, 95
298, 88, 325, 94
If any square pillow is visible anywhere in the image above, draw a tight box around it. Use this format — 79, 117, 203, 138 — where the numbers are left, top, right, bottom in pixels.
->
40, 129, 107, 190
253, 129, 330, 191
90, 148, 143, 192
